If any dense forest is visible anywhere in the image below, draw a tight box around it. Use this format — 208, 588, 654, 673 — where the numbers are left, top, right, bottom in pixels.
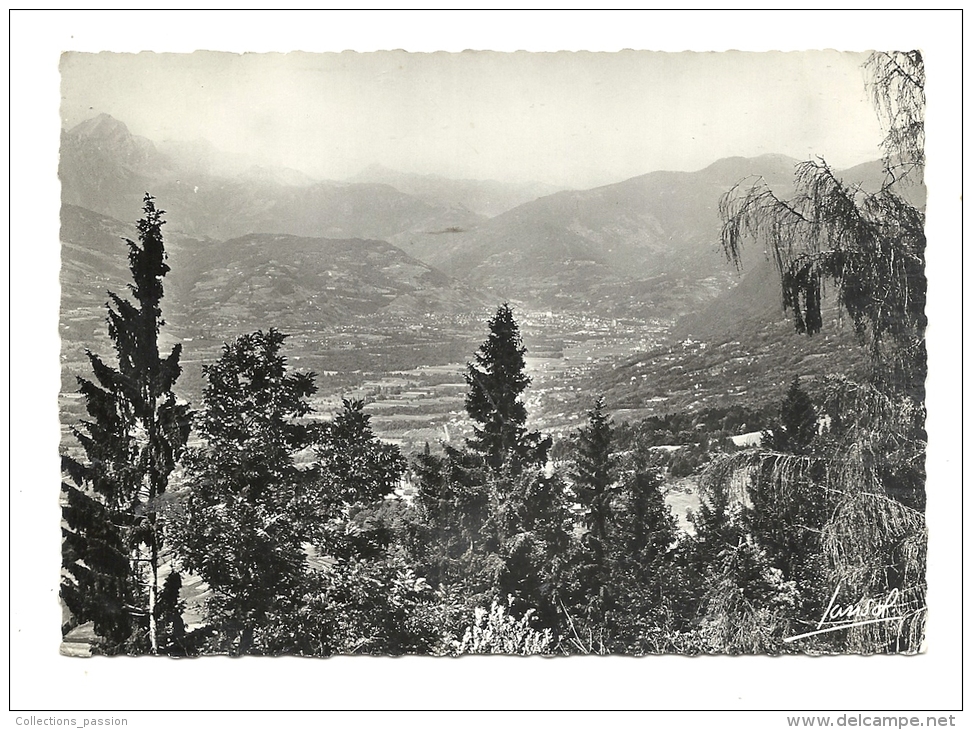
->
60, 51, 926, 656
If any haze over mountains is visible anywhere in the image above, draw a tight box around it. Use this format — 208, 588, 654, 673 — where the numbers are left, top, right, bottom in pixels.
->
60, 114, 486, 244
59, 112, 890, 435
398, 154, 804, 318
59, 114, 813, 323
60, 203, 486, 331
350, 163, 563, 218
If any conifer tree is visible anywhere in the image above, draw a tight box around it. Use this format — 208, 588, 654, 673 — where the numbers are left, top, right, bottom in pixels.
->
493, 468, 572, 629
573, 397, 616, 557
562, 396, 618, 629
752, 378, 828, 569
61, 194, 190, 654
606, 469, 678, 646
464, 303, 550, 472
762, 377, 818, 454
405, 305, 560, 631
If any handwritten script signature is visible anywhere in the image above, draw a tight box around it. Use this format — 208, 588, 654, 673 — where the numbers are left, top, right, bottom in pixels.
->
784, 585, 910, 643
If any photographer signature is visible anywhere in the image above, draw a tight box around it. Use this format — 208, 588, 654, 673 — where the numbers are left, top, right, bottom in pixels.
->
784, 584, 913, 643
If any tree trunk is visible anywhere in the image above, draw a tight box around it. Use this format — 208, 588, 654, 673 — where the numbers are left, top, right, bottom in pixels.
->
148, 525, 159, 655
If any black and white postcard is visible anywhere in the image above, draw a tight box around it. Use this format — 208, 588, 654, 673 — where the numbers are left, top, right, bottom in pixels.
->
10, 9, 963, 719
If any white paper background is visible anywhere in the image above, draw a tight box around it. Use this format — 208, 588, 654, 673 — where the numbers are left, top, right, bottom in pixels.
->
7, 9, 964, 721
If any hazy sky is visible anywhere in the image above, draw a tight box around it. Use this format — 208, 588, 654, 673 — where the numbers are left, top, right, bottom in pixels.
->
61, 49, 885, 190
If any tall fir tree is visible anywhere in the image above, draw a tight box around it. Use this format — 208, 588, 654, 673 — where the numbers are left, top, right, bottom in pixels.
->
562, 396, 619, 631
464, 303, 550, 472
573, 397, 616, 558
61, 194, 191, 654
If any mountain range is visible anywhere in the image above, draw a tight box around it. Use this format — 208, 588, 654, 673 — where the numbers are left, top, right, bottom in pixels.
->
394, 154, 803, 317
59, 113, 899, 428
62, 114, 786, 324
59, 114, 484, 243
59, 202, 488, 354
350, 163, 562, 218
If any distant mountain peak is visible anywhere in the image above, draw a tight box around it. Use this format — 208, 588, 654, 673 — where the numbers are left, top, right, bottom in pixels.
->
703, 153, 801, 172
700, 153, 803, 185
348, 165, 564, 218
63, 112, 159, 165
67, 113, 132, 139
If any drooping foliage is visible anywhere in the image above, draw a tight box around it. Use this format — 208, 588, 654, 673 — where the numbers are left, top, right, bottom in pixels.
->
720, 50, 926, 400
61, 194, 191, 655
60, 480, 136, 648
720, 159, 926, 397
708, 50, 927, 653
865, 50, 925, 181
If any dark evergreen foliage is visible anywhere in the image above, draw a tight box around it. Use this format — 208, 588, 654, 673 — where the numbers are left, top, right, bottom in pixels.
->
464, 303, 550, 471
61, 194, 190, 655
60, 478, 135, 647
493, 469, 572, 628
573, 397, 615, 550
156, 571, 192, 656
405, 305, 573, 637
761, 376, 818, 454
603, 469, 678, 649
561, 397, 617, 629
316, 398, 407, 508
